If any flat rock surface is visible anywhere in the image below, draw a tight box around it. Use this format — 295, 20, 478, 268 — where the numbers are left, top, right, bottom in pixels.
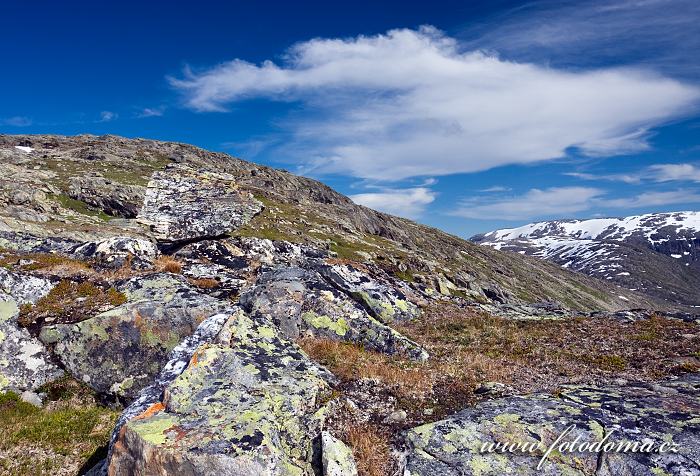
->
404, 373, 700, 476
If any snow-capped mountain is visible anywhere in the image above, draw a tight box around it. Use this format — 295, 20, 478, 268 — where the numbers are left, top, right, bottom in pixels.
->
472, 212, 700, 308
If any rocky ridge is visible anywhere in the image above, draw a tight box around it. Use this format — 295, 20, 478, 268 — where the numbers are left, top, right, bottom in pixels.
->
0, 134, 698, 475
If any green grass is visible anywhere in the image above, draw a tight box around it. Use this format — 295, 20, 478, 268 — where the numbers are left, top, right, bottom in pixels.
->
50, 193, 114, 221
0, 384, 119, 475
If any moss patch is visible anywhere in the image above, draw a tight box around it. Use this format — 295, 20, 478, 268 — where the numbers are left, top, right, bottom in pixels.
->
18, 280, 126, 331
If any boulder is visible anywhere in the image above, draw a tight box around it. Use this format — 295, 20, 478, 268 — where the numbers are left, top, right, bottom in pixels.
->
240, 266, 428, 360
73, 236, 159, 269
137, 166, 263, 243
0, 269, 63, 392
69, 175, 146, 218
314, 262, 420, 324
40, 274, 229, 400
403, 374, 700, 475
108, 309, 333, 475
321, 431, 357, 476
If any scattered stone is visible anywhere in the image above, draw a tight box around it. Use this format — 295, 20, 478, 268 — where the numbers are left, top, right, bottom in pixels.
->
474, 381, 515, 398
20, 390, 43, 407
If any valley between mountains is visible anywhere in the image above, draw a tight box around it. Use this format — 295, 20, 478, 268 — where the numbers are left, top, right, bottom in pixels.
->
0, 134, 698, 476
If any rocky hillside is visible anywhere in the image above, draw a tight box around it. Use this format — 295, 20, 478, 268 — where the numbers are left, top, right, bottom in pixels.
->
0, 134, 664, 313
473, 212, 700, 310
0, 134, 698, 476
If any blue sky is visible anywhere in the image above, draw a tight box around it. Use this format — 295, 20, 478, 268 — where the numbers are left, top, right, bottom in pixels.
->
2, 0, 700, 238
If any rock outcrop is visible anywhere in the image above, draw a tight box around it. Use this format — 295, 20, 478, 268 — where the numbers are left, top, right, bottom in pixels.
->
137, 166, 263, 244
108, 308, 334, 475
0, 134, 697, 476
240, 266, 428, 360
40, 274, 229, 400
69, 175, 145, 218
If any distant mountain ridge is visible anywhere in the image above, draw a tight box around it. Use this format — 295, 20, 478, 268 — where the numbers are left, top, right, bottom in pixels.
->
472, 212, 700, 309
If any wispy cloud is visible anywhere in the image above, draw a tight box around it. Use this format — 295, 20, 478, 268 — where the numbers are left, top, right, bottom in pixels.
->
170, 27, 699, 181
603, 189, 700, 208
451, 187, 604, 220
98, 111, 118, 122
480, 186, 512, 193
463, 0, 700, 80
1, 116, 32, 127
452, 185, 700, 220
137, 107, 164, 118
350, 187, 436, 219
567, 162, 700, 183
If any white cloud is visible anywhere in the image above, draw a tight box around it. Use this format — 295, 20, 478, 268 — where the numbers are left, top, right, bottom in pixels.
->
137, 107, 164, 118
350, 187, 436, 219
603, 189, 700, 208
480, 186, 512, 193
98, 111, 117, 122
568, 162, 700, 183
170, 27, 699, 181
451, 187, 604, 220
1, 116, 32, 127
452, 186, 700, 220
648, 163, 700, 182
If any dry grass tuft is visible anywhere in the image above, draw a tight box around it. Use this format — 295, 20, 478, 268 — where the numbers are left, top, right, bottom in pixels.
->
299, 338, 444, 405
345, 424, 392, 476
153, 255, 182, 274
188, 277, 219, 289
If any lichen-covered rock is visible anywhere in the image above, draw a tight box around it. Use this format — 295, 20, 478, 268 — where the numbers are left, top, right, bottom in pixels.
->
232, 237, 329, 266
314, 262, 420, 324
137, 166, 263, 243
0, 230, 83, 254
0, 269, 62, 391
69, 175, 146, 218
240, 266, 428, 360
73, 236, 159, 269
40, 274, 229, 400
403, 374, 700, 475
107, 308, 334, 475
321, 431, 357, 476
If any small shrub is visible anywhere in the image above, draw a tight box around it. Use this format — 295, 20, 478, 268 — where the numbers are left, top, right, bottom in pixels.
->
154, 256, 182, 274
18, 280, 127, 330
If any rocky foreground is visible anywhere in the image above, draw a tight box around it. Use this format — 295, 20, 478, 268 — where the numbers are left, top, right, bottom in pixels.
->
1, 135, 699, 475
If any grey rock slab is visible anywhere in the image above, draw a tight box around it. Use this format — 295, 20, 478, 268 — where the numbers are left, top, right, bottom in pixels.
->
137, 165, 263, 243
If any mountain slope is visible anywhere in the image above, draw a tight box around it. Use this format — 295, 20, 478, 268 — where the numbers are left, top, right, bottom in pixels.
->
473, 212, 700, 308
0, 133, 662, 313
